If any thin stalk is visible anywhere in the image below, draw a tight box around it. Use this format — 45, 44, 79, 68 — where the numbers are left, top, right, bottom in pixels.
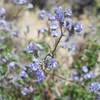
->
52, 25, 63, 56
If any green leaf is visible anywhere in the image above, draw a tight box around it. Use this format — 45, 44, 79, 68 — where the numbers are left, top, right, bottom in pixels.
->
33, 95, 41, 100
17, 79, 24, 85
0, 65, 7, 76
37, 42, 50, 52
0, 43, 7, 50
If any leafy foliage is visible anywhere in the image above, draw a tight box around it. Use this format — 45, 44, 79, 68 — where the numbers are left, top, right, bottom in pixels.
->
0, 87, 16, 100
74, 40, 100, 70
62, 83, 96, 100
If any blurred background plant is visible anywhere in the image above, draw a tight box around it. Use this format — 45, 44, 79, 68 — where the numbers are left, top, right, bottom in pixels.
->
0, 0, 100, 100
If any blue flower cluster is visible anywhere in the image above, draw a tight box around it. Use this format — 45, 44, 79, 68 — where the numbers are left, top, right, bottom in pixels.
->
70, 70, 80, 81
70, 65, 96, 82
21, 86, 33, 96
35, 69, 45, 83
64, 7, 72, 17
25, 42, 38, 54
0, 8, 6, 19
54, 6, 64, 23
38, 10, 47, 20
16, 58, 45, 95
65, 20, 83, 35
13, 39, 59, 96
88, 82, 100, 93
74, 23, 83, 33
81, 65, 95, 80
46, 57, 58, 70
81, 66, 89, 73
83, 72, 95, 80
38, 6, 83, 38
29, 59, 39, 71
20, 70, 28, 79
19, 58, 45, 83
7, 61, 16, 71
38, 28, 48, 34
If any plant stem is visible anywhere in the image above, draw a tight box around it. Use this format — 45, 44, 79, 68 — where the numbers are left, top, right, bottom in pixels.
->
52, 25, 63, 56
54, 74, 66, 80
51, 25, 63, 80
14, 7, 23, 19
44, 25, 63, 60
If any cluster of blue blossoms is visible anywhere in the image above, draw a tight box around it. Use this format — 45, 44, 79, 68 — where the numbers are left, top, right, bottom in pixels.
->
29, 58, 45, 83
21, 86, 34, 96
81, 66, 95, 80
25, 42, 38, 54
70, 65, 95, 81
88, 82, 100, 93
45, 56, 58, 70
38, 6, 83, 38
15, 54, 58, 96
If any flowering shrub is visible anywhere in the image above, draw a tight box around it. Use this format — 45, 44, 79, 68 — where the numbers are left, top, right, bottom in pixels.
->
0, 4, 100, 100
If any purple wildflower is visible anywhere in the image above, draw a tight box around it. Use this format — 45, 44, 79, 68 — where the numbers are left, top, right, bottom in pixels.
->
21, 86, 34, 96
29, 64, 38, 72
20, 70, 28, 79
88, 82, 100, 92
29, 58, 39, 71
7, 61, 16, 70
21, 87, 29, 96
46, 58, 58, 69
83, 72, 95, 80
35, 69, 45, 83
28, 86, 34, 93
25, 42, 37, 54
74, 23, 83, 33
54, 7, 64, 23
64, 19, 73, 31
48, 14, 56, 21
64, 7, 72, 17
49, 22, 59, 30
50, 29, 60, 37
81, 66, 89, 73
38, 28, 48, 34
72, 76, 80, 81
70, 71, 80, 81
32, 58, 40, 65
38, 10, 47, 20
